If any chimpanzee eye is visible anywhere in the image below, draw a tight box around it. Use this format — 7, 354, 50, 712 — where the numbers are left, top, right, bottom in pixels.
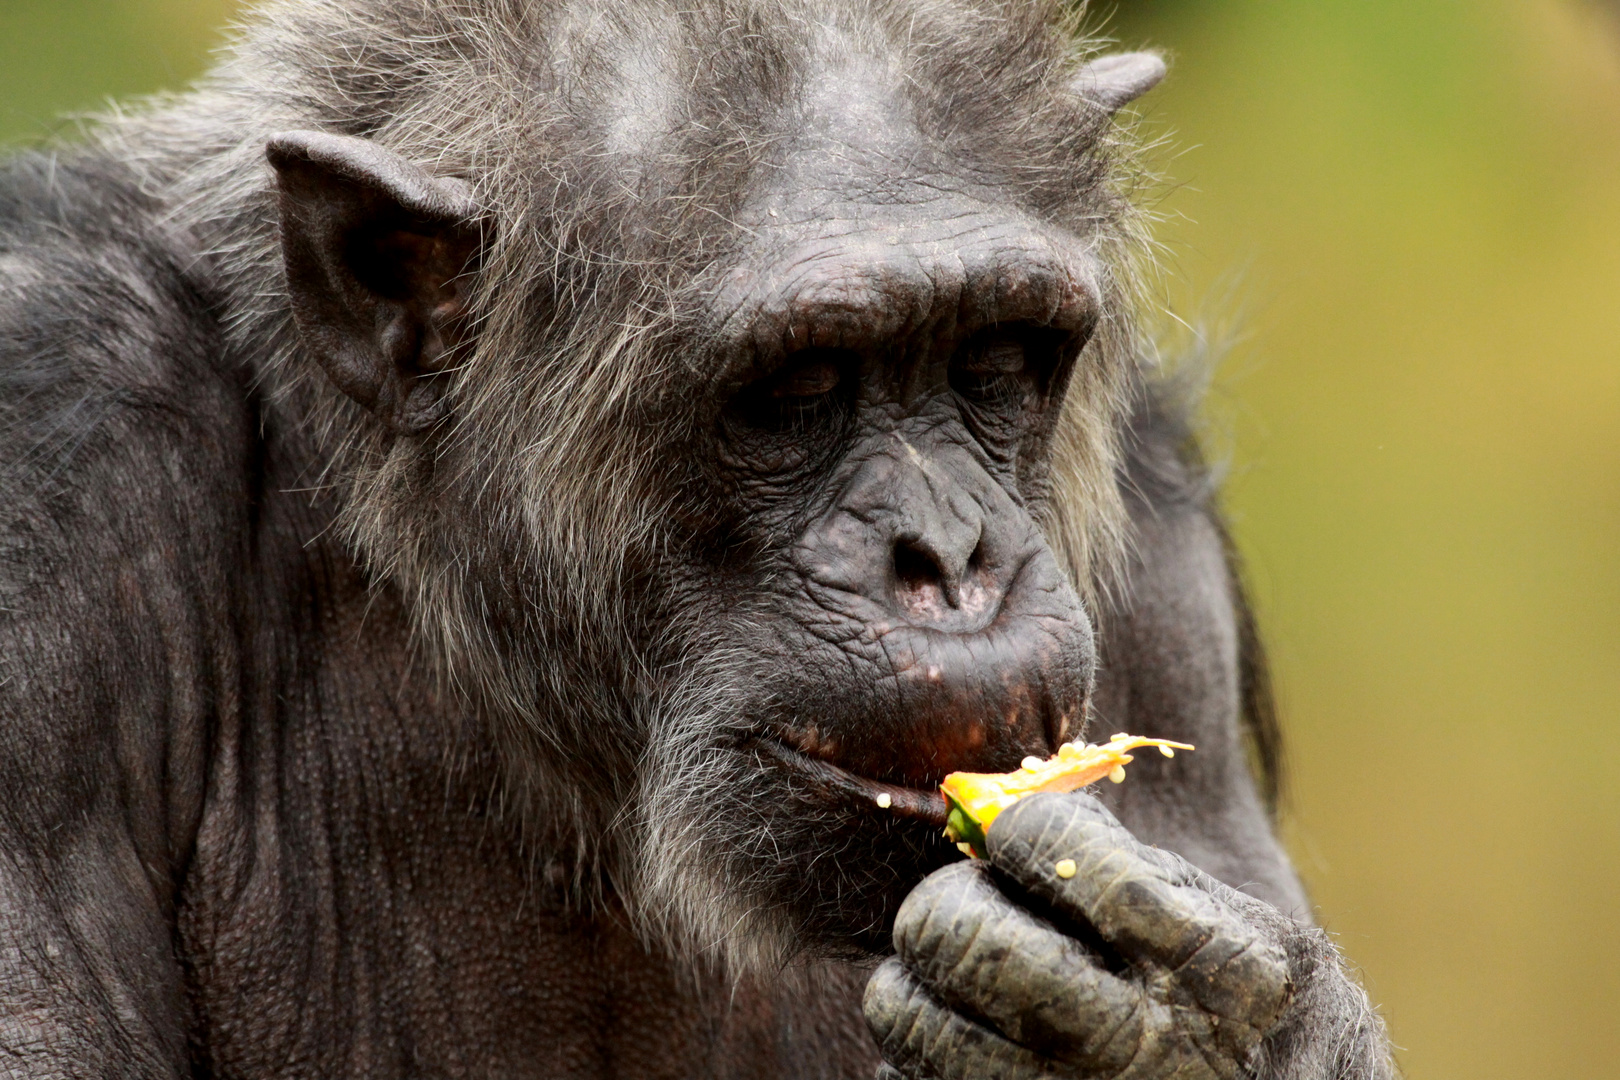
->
727, 348, 856, 434
950, 327, 1049, 407
771, 360, 842, 399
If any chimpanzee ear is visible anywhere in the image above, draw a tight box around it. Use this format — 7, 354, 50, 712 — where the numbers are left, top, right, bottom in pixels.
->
267, 130, 482, 435
1072, 51, 1167, 115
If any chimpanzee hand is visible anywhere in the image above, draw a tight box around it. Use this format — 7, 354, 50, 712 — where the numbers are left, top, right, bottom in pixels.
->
865, 793, 1394, 1079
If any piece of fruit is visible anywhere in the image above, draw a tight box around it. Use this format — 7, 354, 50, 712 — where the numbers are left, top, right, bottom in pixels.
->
940, 733, 1194, 857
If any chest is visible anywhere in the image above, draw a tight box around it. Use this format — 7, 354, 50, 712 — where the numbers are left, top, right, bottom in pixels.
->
171, 651, 875, 1079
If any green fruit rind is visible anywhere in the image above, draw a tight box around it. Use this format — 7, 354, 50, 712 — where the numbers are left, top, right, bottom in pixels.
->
942, 792, 987, 858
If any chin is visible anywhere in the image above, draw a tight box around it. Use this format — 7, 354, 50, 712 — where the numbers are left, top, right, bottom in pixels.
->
627, 735, 962, 971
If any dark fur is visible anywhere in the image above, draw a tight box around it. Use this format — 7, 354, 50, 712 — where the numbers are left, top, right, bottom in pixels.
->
1113, 371, 1285, 813
0, 1, 1390, 1076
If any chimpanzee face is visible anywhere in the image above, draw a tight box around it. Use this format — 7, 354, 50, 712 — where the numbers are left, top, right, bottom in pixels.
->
699, 159, 1099, 786
633, 47, 1107, 959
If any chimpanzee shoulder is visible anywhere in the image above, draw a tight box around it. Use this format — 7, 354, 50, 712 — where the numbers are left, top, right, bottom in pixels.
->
0, 149, 254, 511
0, 148, 258, 628
1085, 372, 1299, 915
1115, 372, 1217, 516
0, 145, 253, 986
1115, 372, 1284, 809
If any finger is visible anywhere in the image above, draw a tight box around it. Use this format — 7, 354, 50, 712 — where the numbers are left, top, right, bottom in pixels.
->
985, 793, 1290, 1031
891, 860, 1165, 1071
864, 956, 1059, 1080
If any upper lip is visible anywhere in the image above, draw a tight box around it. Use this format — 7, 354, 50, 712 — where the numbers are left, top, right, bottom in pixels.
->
754, 737, 949, 828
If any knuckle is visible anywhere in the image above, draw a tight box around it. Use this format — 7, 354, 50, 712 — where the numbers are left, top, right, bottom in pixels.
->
997, 789, 1111, 841
1249, 940, 1292, 1023
1223, 934, 1291, 1018
988, 792, 1133, 879
862, 957, 917, 1041
894, 860, 999, 958
1057, 980, 1161, 1073
1171, 922, 1292, 1028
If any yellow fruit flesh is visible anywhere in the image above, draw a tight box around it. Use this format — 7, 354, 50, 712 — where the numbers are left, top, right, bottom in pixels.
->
940, 734, 1194, 857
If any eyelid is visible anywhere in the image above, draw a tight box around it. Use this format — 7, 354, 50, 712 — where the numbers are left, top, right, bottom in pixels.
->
958, 339, 1028, 376
771, 361, 842, 397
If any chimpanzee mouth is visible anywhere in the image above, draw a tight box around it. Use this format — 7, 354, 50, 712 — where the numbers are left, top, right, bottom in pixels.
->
753, 737, 948, 828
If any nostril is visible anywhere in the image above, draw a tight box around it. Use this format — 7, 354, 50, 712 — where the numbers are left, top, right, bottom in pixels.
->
966, 538, 986, 575
893, 542, 943, 596
894, 540, 966, 612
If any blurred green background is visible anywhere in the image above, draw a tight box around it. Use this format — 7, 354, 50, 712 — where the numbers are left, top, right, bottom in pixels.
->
3, 1, 1617, 1077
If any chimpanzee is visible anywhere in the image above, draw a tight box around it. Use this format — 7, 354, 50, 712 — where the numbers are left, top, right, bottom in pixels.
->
0, 1, 1395, 1077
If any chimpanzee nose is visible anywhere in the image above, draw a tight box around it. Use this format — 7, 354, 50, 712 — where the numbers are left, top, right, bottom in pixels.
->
889, 509, 991, 633
795, 433, 1028, 636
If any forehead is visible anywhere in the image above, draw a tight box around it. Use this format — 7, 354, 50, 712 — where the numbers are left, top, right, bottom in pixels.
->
769, 43, 987, 218
715, 34, 1100, 354
541, 0, 1112, 357
561, 1, 1094, 207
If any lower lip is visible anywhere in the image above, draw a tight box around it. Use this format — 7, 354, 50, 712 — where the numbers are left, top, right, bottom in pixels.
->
753, 739, 949, 828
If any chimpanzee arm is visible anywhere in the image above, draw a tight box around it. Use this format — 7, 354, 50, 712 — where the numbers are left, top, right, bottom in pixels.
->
1089, 400, 1307, 917
866, 392, 1397, 1079
0, 154, 248, 1076
0, 533, 201, 1079
1094, 411, 1395, 1077
0, 799, 193, 1077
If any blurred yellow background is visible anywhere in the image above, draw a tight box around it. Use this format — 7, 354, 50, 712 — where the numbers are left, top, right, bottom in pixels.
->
3, 1, 1617, 1077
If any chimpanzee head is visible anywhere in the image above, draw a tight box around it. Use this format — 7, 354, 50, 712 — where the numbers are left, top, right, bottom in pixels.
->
249, 0, 1160, 967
